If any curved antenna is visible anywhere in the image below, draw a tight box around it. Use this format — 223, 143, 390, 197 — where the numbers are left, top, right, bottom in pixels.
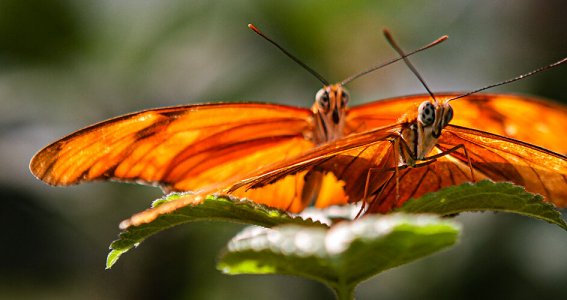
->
248, 24, 329, 85
341, 34, 448, 86
448, 57, 567, 102
383, 29, 438, 103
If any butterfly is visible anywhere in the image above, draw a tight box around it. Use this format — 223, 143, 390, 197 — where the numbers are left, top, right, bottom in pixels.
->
116, 34, 567, 229
29, 25, 567, 228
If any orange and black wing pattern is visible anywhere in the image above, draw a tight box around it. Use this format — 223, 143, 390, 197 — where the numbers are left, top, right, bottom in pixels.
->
120, 124, 402, 228
229, 124, 402, 203
118, 113, 567, 228
346, 93, 567, 154
30, 103, 315, 192
368, 124, 567, 213
232, 123, 567, 212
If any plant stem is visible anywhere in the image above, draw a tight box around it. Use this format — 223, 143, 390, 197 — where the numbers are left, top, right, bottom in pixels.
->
331, 281, 355, 300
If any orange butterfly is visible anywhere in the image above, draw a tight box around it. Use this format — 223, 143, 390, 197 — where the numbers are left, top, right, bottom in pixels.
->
116, 35, 567, 228
119, 90, 567, 228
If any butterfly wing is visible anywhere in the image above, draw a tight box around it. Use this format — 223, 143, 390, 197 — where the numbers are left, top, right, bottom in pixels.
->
368, 124, 567, 213
230, 124, 401, 205
368, 153, 485, 213
120, 124, 402, 228
347, 93, 567, 154
229, 171, 348, 212
231, 122, 567, 213
120, 122, 567, 228
439, 125, 567, 205
30, 103, 315, 191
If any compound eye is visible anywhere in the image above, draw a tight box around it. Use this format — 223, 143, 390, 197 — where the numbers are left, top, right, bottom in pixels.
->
418, 101, 436, 126
443, 105, 454, 127
340, 90, 350, 106
316, 89, 331, 111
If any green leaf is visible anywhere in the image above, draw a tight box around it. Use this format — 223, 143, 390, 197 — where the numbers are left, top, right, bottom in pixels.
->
398, 180, 567, 231
106, 194, 326, 269
218, 214, 460, 299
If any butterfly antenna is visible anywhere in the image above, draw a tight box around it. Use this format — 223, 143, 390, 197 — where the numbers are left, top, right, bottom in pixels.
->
448, 57, 567, 102
341, 33, 448, 86
382, 29, 439, 103
248, 24, 329, 85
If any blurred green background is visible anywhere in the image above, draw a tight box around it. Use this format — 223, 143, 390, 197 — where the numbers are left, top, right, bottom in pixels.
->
2, 0, 566, 299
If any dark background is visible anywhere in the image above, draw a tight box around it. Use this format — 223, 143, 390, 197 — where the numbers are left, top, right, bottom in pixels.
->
1, 1, 566, 299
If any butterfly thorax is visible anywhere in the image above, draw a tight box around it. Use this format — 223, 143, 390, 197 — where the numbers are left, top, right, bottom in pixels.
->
311, 84, 349, 144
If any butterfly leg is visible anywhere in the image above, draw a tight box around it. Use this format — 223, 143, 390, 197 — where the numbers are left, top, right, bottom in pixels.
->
363, 142, 475, 215
357, 160, 394, 218
358, 166, 388, 218
360, 171, 398, 217
357, 170, 392, 219
358, 139, 405, 217
364, 136, 416, 213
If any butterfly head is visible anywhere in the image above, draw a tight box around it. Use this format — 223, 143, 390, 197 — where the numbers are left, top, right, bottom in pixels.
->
400, 99, 454, 161
417, 99, 453, 138
312, 84, 349, 143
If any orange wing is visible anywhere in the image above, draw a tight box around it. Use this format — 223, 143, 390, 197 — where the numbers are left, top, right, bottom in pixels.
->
233, 123, 567, 211
347, 93, 567, 154
369, 124, 567, 212
30, 103, 315, 192
121, 125, 401, 228
229, 124, 401, 203
119, 170, 350, 228
120, 122, 567, 228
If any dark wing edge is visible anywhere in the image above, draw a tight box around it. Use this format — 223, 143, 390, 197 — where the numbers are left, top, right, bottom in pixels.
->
30, 102, 314, 189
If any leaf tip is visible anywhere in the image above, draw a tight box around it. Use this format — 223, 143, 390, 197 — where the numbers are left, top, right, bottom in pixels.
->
106, 249, 121, 269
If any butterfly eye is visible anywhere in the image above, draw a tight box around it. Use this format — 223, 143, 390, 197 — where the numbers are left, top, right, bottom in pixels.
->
443, 105, 454, 127
340, 90, 350, 106
418, 101, 436, 126
316, 89, 331, 111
